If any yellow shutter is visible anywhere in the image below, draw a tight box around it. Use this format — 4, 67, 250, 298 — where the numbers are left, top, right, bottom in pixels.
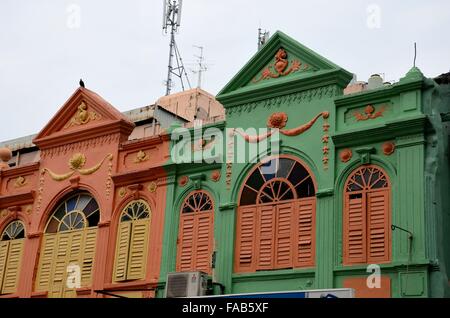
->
80, 228, 97, 287
1, 239, 24, 294
36, 233, 57, 291
49, 232, 70, 298
0, 241, 9, 292
113, 222, 132, 282
126, 219, 150, 280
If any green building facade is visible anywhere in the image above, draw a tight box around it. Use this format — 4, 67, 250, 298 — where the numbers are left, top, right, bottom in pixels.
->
157, 31, 450, 298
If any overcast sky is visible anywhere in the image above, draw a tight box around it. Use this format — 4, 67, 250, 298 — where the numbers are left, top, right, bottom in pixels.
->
1, 0, 449, 142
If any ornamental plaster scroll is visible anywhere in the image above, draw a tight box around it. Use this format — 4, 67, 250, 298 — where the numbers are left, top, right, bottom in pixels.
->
353, 105, 386, 121
64, 101, 101, 129
42, 153, 113, 182
232, 111, 329, 143
252, 49, 309, 83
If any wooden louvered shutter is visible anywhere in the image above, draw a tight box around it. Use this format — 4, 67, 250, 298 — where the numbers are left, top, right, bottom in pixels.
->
234, 206, 257, 273
113, 222, 131, 282
127, 219, 150, 280
50, 232, 70, 298
294, 198, 316, 267
0, 241, 9, 292
194, 212, 213, 274
275, 202, 293, 269
36, 234, 57, 291
367, 190, 390, 263
1, 239, 24, 294
177, 214, 195, 272
344, 194, 367, 265
256, 205, 275, 270
81, 228, 97, 286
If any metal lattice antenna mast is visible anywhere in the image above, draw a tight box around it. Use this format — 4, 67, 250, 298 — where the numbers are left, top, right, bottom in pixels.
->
162, 0, 191, 96
192, 45, 208, 89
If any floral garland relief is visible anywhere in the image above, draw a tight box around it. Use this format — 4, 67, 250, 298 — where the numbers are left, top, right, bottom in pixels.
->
37, 153, 114, 209
232, 111, 331, 171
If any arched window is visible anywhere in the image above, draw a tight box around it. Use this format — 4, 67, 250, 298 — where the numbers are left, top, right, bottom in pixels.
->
343, 165, 391, 265
0, 221, 25, 295
235, 156, 316, 273
176, 191, 214, 275
113, 200, 151, 282
35, 192, 99, 298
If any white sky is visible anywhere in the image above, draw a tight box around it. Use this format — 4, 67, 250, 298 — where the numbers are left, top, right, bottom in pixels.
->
1, 0, 449, 142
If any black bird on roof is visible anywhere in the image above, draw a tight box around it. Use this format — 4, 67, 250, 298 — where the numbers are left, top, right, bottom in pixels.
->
79, 79, 85, 88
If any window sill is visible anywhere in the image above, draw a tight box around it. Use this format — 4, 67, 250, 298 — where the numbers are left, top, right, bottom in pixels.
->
0, 293, 19, 298
31, 291, 48, 298
102, 280, 158, 292
232, 268, 315, 282
333, 259, 431, 273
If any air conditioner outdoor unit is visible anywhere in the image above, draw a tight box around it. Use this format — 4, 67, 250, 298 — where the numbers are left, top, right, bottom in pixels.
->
165, 271, 208, 298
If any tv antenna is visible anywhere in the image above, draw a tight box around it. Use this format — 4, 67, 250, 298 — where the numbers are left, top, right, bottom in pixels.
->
192, 45, 208, 89
258, 28, 270, 50
162, 0, 191, 95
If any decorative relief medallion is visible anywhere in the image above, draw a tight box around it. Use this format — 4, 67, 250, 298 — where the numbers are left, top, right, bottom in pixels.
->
118, 187, 127, 198
354, 105, 386, 121
134, 150, 150, 163
267, 112, 288, 129
64, 101, 101, 128
25, 205, 33, 215
0, 209, 8, 218
14, 176, 28, 188
148, 182, 157, 193
382, 142, 396, 156
42, 153, 113, 182
253, 48, 308, 83
211, 170, 221, 182
179, 176, 189, 187
340, 149, 353, 163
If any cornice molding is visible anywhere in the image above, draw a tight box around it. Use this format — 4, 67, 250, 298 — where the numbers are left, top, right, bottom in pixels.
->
0, 191, 35, 209
332, 115, 428, 148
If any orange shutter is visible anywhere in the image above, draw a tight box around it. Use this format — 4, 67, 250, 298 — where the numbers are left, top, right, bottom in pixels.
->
293, 198, 316, 267
367, 190, 390, 263
234, 206, 257, 273
177, 214, 195, 272
344, 194, 367, 265
256, 205, 275, 270
275, 202, 293, 269
194, 213, 213, 274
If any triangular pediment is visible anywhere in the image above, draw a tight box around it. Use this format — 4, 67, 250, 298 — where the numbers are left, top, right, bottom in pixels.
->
217, 31, 352, 104
33, 87, 134, 147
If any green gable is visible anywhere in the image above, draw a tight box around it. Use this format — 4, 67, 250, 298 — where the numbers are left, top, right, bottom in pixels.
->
217, 31, 353, 107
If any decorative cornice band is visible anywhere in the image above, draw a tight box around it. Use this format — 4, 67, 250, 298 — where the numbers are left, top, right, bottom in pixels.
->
332, 115, 427, 148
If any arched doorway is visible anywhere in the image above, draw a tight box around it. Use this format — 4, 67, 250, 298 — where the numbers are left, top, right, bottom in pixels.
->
235, 156, 317, 273
343, 165, 391, 265
35, 192, 100, 297
0, 220, 25, 295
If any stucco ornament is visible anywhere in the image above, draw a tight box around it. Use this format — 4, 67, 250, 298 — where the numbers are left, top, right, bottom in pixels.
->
14, 176, 28, 188
134, 150, 150, 163
0, 147, 12, 170
69, 153, 86, 170
148, 182, 157, 193
340, 149, 353, 163
354, 104, 386, 121
42, 153, 113, 182
253, 48, 307, 83
64, 101, 101, 128
267, 112, 288, 129
382, 142, 396, 156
